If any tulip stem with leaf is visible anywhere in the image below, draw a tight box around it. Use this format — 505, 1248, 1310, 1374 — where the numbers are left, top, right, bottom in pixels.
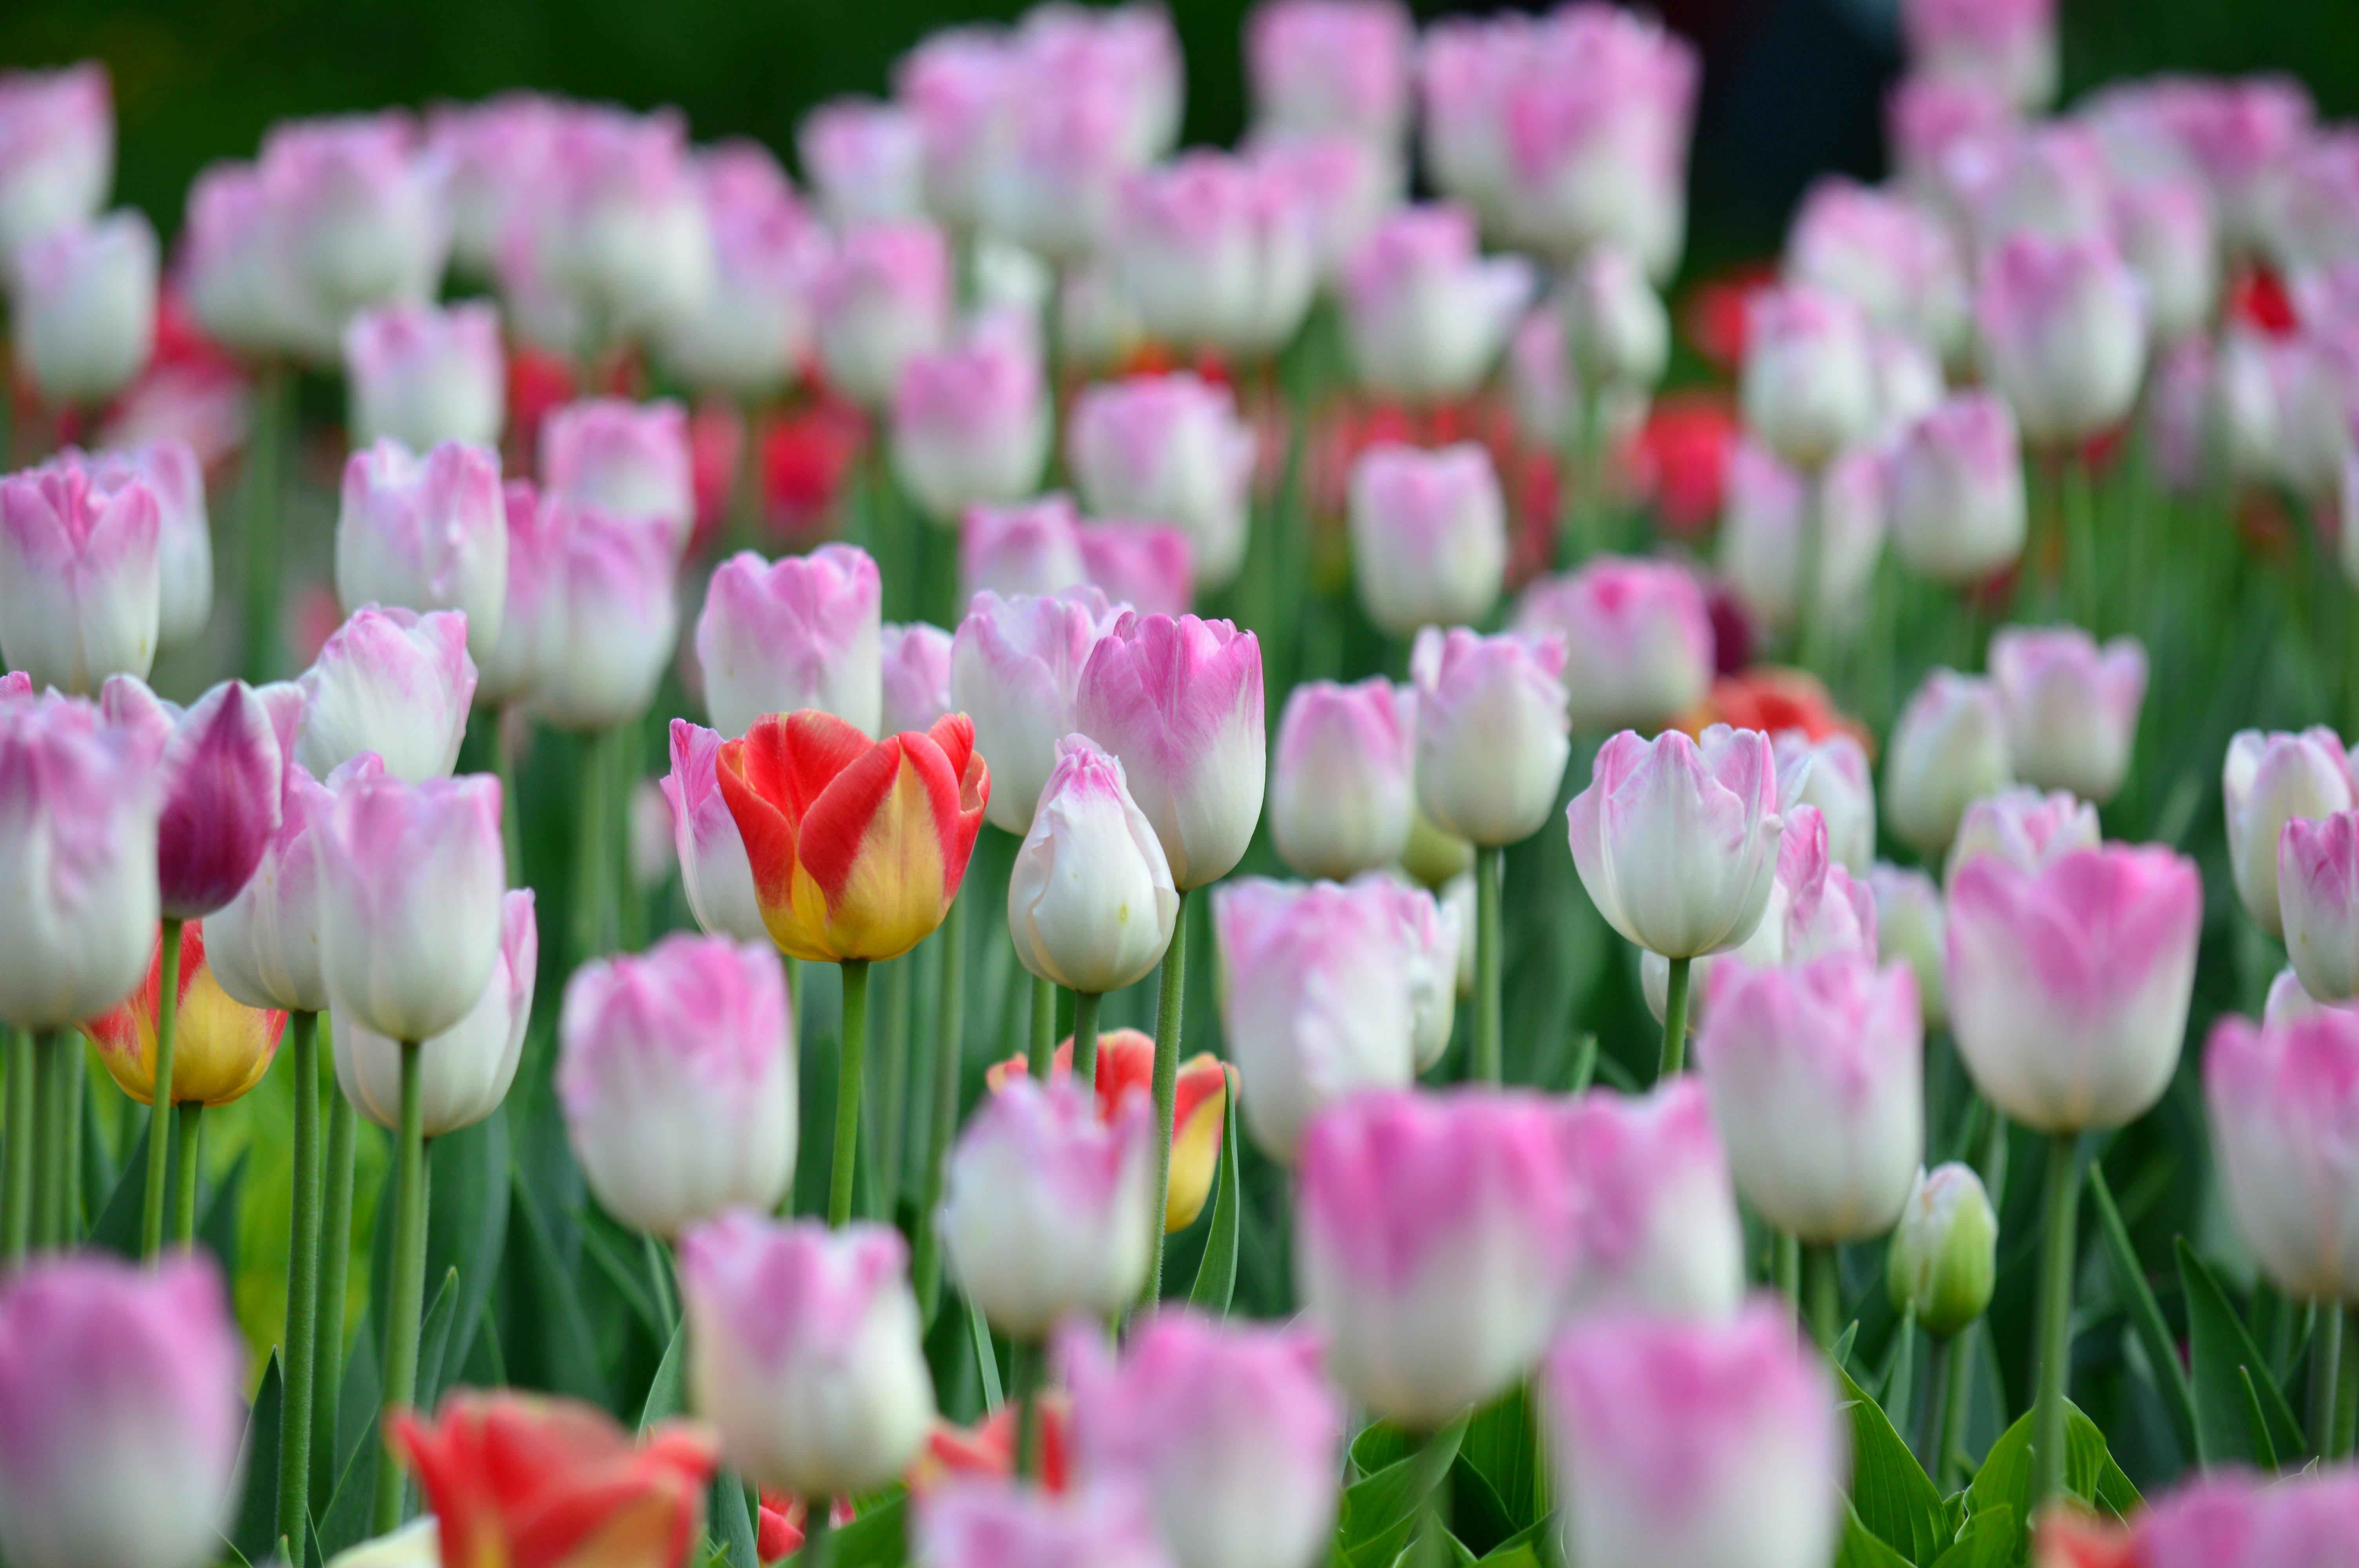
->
1803, 1243, 1840, 1350
2031, 1131, 2083, 1506
912, 892, 966, 1321
2, 1029, 31, 1262
1473, 846, 1503, 1082
139, 917, 185, 1258
276, 1011, 322, 1565
1920, 1330, 1976, 1487
373, 1040, 430, 1534
798, 1499, 836, 1568
830, 960, 871, 1228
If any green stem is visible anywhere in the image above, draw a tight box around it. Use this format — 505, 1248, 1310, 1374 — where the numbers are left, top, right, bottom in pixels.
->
572, 728, 612, 965
2336, 1306, 2359, 1461
1796, 462, 1828, 675
2312, 1301, 2344, 1458
1010, 1339, 1045, 1480
913, 893, 966, 1321
646, 1233, 678, 1337
495, 707, 522, 891
141, 918, 184, 1258
278, 1013, 321, 1564
1773, 1230, 1799, 1305
2, 1029, 33, 1264
731, 396, 765, 557
2032, 1131, 2083, 1508
1659, 955, 1692, 1079
1141, 887, 1192, 1309
2063, 454, 2098, 631
172, 1102, 204, 1246
373, 1040, 429, 1534
1917, 1331, 1951, 1475
1070, 991, 1103, 1083
798, 1495, 834, 1568
879, 956, 912, 1220
242, 365, 290, 681
312, 1076, 357, 1515
1805, 1243, 1841, 1352
35, 1031, 70, 1250
829, 960, 871, 1227
1027, 971, 1056, 1078
57, 1033, 83, 1244
1473, 845, 1503, 1083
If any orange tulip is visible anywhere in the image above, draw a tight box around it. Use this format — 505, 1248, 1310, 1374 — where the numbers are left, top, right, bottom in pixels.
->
2030, 1507, 2133, 1568
987, 1027, 1231, 1232
716, 710, 988, 963
389, 1391, 718, 1568
87, 922, 285, 1108
903, 1396, 1071, 1498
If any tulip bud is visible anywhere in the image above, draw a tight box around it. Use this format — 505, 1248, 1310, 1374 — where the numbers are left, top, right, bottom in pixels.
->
1976, 234, 2148, 446
1774, 728, 1874, 875
2205, 1007, 2359, 1305
661, 720, 764, 944
811, 221, 951, 410
798, 98, 926, 229
0, 1255, 244, 1568
1883, 669, 2014, 858
696, 544, 882, 740
920, 1481, 1176, 1568
1247, 0, 1413, 145
1341, 204, 1533, 403
954, 587, 1123, 837
11, 211, 156, 407
1869, 862, 1948, 1029
1786, 176, 1970, 355
1717, 438, 1888, 635
1989, 626, 2147, 805
1513, 558, 1714, 733
1296, 1089, 1576, 1430
1889, 392, 2027, 584
1009, 735, 1179, 995
881, 622, 956, 736
99, 675, 298, 921
2112, 178, 2215, 346
539, 398, 694, 555
1413, 627, 1571, 848
295, 605, 474, 782
1269, 678, 1413, 881
0, 63, 111, 258
259, 113, 448, 349
1061, 1311, 1345, 1568
507, 494, 681, 735
2225, 727, 2357, 938
1077, 522, 1193, 619
1568, 724, 1782, 960
654, 156, 827, 397
1562, 244, 1671, 389
1741, 285, 1879, 468
343, 300, 507, 452
89, 921, 285, 1108
0, 459, 160, 696
942, 1076, 1155, 1338
960, 495, 1087, 605
1076, 612, 1267, 890
892, 311, 1051, 525
1945, 786, 2101, 891
334, 439, 509, 663
1948, 844, 2202, 1133
336, 887, 534, 1138
1068, 374, 1258, 591
1559, 1078, 1748, 1321
1887, 1162, 1997, 1336
1402, 804, 1476, 890
1108, 152, 1319, 361
208, 751, 375, 1017
1541, 1303, 1843, 1568
1347, 442, 1508, 637
71, 443, 211, 654
989, 1031, 1230, 1233
2281, 811, 2359, 1004
1902, 0, 2057, 108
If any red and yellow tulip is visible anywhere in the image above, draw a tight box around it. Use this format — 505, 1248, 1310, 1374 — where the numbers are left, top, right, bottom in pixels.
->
987, 1027, 1231, 1232
716, 710, 988, 963
86, 921, 285, 1108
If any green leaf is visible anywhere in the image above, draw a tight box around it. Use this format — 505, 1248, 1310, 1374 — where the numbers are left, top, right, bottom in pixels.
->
1927, 1506, 2016, 1568
314, 1423, 380, 1561
638, 1319, 688, 1434
1460, 1385, 1546, 1531
86, 1116, 149, 1256
1472, 1517, 1550, 1566
332, 1307, 380, 1490
505, 1169, 607, 1405
1444, 1455, 1517, 1559
229, 1352, 284, 1564
423, 1109, 510, 1383
1837, 1504, 1917, 1568
1562, 1033, 1598, 1094
2238, 1366, 2279, 1469
2176, 1238, 2304, 1468
2086, 1166, 2198, 1460
197, 1147, 248, 1275
1336, 1425, 1465, 1568
709, 1472, 758, 1568
578, 1212, 666, 1346
1349, 1422, 1418, 1479
833, 1492, 910, 1568
966, 1295, 1003, 1412
1960, 1402, 2143, 1566
1187, 1067, 1241, 1316
1833, 1360, 1949, 1565
414, 1267, 460, 1417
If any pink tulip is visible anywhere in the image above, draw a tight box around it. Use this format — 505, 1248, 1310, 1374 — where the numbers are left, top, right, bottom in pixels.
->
1541, 1303, 1843, 1568
1882, 669, 2014, 857
1988, 625, 2148, 804
343, 299, 506, 451
1718, 439, 1888, 635
334, 887, 535, 1138
1353, 871, 1463, 1071
961, 495, 1088, 605
2149, 74, 2314, 250
1740, 285, 1879, 468
1558, 1078, 1747, 1320
539, 397, 694, 555
1246, 0, 1413, 147
294, 604, 474, 781
696, 543, 881, 740
919, 1481, 1175, 1568
1772, 729, 1875, 875
1889, 392, 2027, 584
0, 62, 111, 256
1061, 1310, 1345, 1568
179, 161, 304, 358
99, 675, 298, 921
1248, 133, 1395, 282
891, 310, 1050, 524
258, 113, 449, 357
952, 586, 1124, 836
2275, 135, 2359, 280
1900, 0, 2057, 109
2112, 176, 2217, 344
1513, 557, 1714, 733
1884, 76, 2015, 198
2280, 811, 2359, 1004
880, 621, 956, 737
1413, 626, 1570, 848
1416, 16, 1539, 227
1952, 122, 2112, 250
1559, 243, 1672, 390
662, 719, 765, 945
1341, 204, 1533, 402
0, 458, 159, 695
1976, 233, 2147, 446
1296, 1088, 1576, 1428
1077, 522, 1193, 619
334, 437, 509, 662
970, 73, 1139, 265
1110, 152, 1319, 359
651, 144, 828, 396
1268, 677, 1414, 880
51, 443, 207, 655
798, 97, 927, 228
1786, 176, 1970, 355
811, 220, 951, 409
1945, 786, 2100, 889
0, 1255, 244, 1568
1076, 612, 1266, 889
1568, 724, 1781, 960
208, 753, 381, 1017
504, 491, 682, 734
2225, 727, 2357, 938
2206, 1007, 2359, 1303
1068, 372, 1258, 589
424, 91, 563, 274
11, 211, 156, 406
896, 28, 1018, 230
1347, 441, 1507, 637
1947, 844, 2202, 1132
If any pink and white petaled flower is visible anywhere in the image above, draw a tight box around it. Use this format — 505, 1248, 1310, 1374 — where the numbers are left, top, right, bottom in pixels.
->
1351, 871, 1462, 1072
1268, 678, 1414, 882
1060, 1310, 1346, 1568
1110, 151, 1321, 357
98, 675, 299, 922
1988, 626, 2148, 804
1513, 557, 1714, 734
663, 720, 765, 946
335, 888, 536, 1138
343, 300, 507, 452
0, 62, 112, 256
920, 1482, 1176, 1568
1347, 442, 1507, 638
1884, 76, 2015, 199
425, 91, 563, 275
1068, 372, 1258, 590
2205, 1007, 2359, 1305
1558, 1078, 1747, 1321
953, 586, 1125, 837
2112, 176, 2217, 345
1718, 440, 1889, 636
1900, 0, 2057, 109
1952, 121, 2112, 250
67, 442, 209, 655
259, 112, 449, 347
891, 310, 1050, 525
1340, 204, 1534, 403
208, 753, 381, 1018
655, 150, 829, 396
1785, 176, 1971, 357
1698, 953, 1925, 1244
2151, 73, 2315, 251
1772, 729, 1876, 876
1296, 1088, 1577, 1430
2224, 727, 2357, 938
334, 438, 509, 663
558, 935, 796, 1236
696, 543, 882, 740
1945, 786, 2101, 890
1946, 844, 2203, 1134
961, 495, 1087, 605
1077, 522, 1193, 619
797, 97, 927, 229
494, 486, 681, 735
1882, 670, 2014, 858
1888, 392, 2027, 585
2280, 812, 2359, 1004
1541, 1303, 1843, 1568
1250, 132, 1396, 283
1008, 735, 1179, 996
811, 220, 951, 410
1568, 724, 1783, 961
540, 397, 696, 557
1558, 243, 1672, 390
880, 622, 956, 737
0, 457, 160, 696
1246, 0, 1414, 147
1975, 233, 2148, 447
1414, 627, 1571, 849
1739, 285, 1879, 469
11, 211, 157, 407
294, 605, 474, 782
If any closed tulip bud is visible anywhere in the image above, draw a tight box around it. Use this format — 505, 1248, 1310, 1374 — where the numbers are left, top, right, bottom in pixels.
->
1077, 522, 1193, 619
1870, 863, 1948, 1028
559, 935, 795, 1236
89, 921, 285, 1108
881, 622, 956, 736
655, 154, 827, 396
1403, 805, 1477, 890
1068, 374, 1258, 591
344, 301, 507, 452
2281, 811, 2359, 1004
1009, 736, 1179, 995
661, 720, 763, 944
718, 711, 987, 963
1247, 0, 1413, 145
1559, 1078, 1747, 1321
960, 495, 1087, 605
99, 675, 297, 920
1347, 442, 1508, 637
0, 1255, 244, 1568
2111, 178, 2215, 346
1562, 245, 1671, 389
336, 889, 533, 1138
1269, 678, 1413, 881
943, 1076, 1155, 1338
1076, 612, 1266, 889
1786, 177, 1971, 354
1568, 724, 1782, 960
334, 439, 509, 662
507, 495, 681, 734
953, 588, 1123, 836
1989, 626, 2147, 804
2225, 728, 2356, 938
2266, 965, 2356, 1028
1061, 1311, 1345, 1568
1976, 234, 2148, 446
989, 1031, 1230, 1234
1514, 558, 1715, 733
1108, 152, 1319, 361
0, 459, 160, 695
1741, 285, 1879, 468
798, 98, 926, 228
70, 442, 211, 654
1890, 392, 2027, 584
920, 1481, 1175, 1568
1717, 439, 1888, 635
1946, 785, 2101, 890
296, 605, 475, 781
539, 398, 694, 555
1341, 204, 1534, 402
1903, 0, 2056, 107
1883, 670, 2014, 858
1415, 627, 1571, 847
1541, 1303, 1843, 1568
696, 544, 881, 740
2205, 1007, 2359, 1304
389, 1392, 717, 1568
260, 113, 448, 348
11, 211, 155, 406
811, 221, 951, 410
1948, 844, 2202, 1133
207, 753, 376, 1016
1298, 1089, 1576, 1429
0, 63, 111, 257
892, 311, 1051, 525
1887, 1162, 1997, 1335
677, 1213, 932, 1499
1354, 871, 1462, 1072
1774, 728, 1875, 875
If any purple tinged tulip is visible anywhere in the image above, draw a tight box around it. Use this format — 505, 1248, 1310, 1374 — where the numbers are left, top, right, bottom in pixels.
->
1988, 625, 2147, 805
1268, 677, 1414, 880
207, 753, 382, 1016
343, 300, 507, 452
2112, 176, 2217, 345
662, 719, 764, 945
334, 437, 509, 662
294, 604, 475, 782
0, 459, 160, 696
0, 62, 112, 258
2225, 727, 2356, 938
1975, 233, 2148, 446
880, 621, 956, 736
1944, 785, 2100, 890
1077, 521, 1193, 619
1901, 0, 2057, 109
1785, 176, 1970, 355
919, 1481, 1175, 1568
696, 544, 881, 740
258, 112, 448, 349
1414, 626, 1571, 847
1559, 1078, 1747, 1321
960, 495, 1087, 606
1882, 669, 2014, 858
1513, 557, 1715, 733
1068, 373, 1258, 590
1772, 728, 1874, 875
1568, 724, 1782, 960
1889, 392, 2027, 585
654, 148, 828, 396
2205, 1005, 2359, 1307
11, 211, 156, 406
539, 397, 694, 557
891, 310, 1051, 525
58, 442, 210, 654
99, 674, 299, 920
334, 887, 534, 1139
1347, 442, 1507, 637
1246, 0, 1413, 147
511, 491, 681, 735
1009, 735, 1178, 995
953, 586, 1125, 837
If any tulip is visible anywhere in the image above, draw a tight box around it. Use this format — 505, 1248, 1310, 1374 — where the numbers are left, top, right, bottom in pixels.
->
1009, 735, 1178, 1000
1107, 151, 1319, 361
1946, 786, 2101, 892
1296, 1088, 1576, 1430
1359, 871, 1463, 1073
697, 544, 882, 739
1741, 285, 1879, 470
811, 221, 951, 410
891, 311, 1051, 526
344, 300, 506, 452
1987, 626, 2148, 806
1956, 121, 2111, 252
389, 1391, 719, 1568
502, 492, 682, 735
1341, 204, 1533, 402
1513, 557, 1714, 733
1559, 1078, 1747, 1321
1561, 244, 1672, 392
1888, 1162, 1998, 1337
1076, 522, 1192, 619
2206, 1007, 2359, 1305
88, 920, 284, 1108
1247, 0, 1413, 146
952, 587, 1121, 836
1716, 438, 1888, 636
1976, 233, 2148, 446
1889, 392, 2027, 584
100, 675, 296, 920
1540, 1303, 1843, 1568
0, 62, 111, 257
989, 1031, 1230, 1234
66, 443, 210, 655
1871, 863, 1949, 1028
881, 622, 955, 737
1414, 627, 1571, 848
334, 439, 509, 663
1774, 728, 1875, 875
295, 605, 475, 781
1067, 374, 1258, 590
2225, 727, 2356, 938
1882, 670, 2014, 858
798, 97, 926, 229
1785, 176, 1970, 356
662, 720, 763, 943
259, 113, 449, 348
2281, 811, 2359, 1005
2112, 177, 2216, 345
919, 1481, 1175, 1568
211, 753, 381, 1016
941, 1076, 1155, 1339
1347, 442, 1508, 637
1901, 0, 2056, 107
1885, 77, 2014, 200
1213, 879, 1418, 1162
1268, 678, 1414, 880
961, 495, 1087, 605
538, 398, 694, 555
177, 161, 296, 359
10, 211, 155, 406
0, 458, 160, 696
334, 888, 534, 1140
1061, 1310, 1345, 1568
655, 153, 827, 396
0, 1254, 244, 1568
